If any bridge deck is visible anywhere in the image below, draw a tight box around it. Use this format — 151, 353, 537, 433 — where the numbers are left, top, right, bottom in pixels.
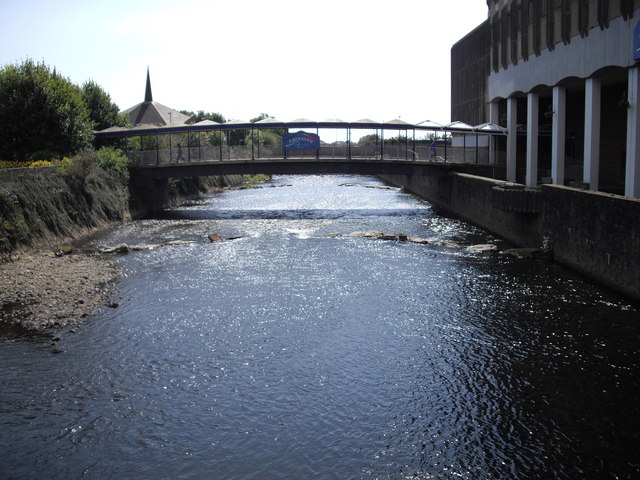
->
131, 155, 493, 179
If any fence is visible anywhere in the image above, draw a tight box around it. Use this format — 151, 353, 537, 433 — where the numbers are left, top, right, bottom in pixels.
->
126, 143, 494, 166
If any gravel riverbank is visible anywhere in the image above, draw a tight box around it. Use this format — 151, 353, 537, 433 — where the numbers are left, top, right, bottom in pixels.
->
0, 251, 121, 331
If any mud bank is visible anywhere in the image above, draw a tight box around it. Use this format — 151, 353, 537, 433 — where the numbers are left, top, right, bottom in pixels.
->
0, 169, 253, 330
0, 250, 120, 331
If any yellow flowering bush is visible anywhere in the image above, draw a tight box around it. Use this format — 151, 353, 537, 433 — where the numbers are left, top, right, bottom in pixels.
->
0, 159, 58, 169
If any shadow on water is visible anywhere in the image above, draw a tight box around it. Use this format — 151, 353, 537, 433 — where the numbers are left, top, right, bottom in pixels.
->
0, 308, 56, 341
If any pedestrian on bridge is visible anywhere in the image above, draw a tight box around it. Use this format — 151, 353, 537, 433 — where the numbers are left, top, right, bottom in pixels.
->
429, 141, 437, 160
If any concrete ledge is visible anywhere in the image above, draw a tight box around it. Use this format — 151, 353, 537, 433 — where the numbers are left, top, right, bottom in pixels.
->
380, 172, 640, 301
491, 185, 541, 213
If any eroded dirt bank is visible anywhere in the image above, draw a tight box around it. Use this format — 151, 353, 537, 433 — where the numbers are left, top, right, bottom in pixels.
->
0, 250, 120, 331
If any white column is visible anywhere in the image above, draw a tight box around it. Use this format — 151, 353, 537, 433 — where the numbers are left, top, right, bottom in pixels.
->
626, 66, 640, 198
489, 101, 500, 164
526, 92, 539, 187
584, 78, 601, 191
551, 86, 566, 185
507, 97, 518, 182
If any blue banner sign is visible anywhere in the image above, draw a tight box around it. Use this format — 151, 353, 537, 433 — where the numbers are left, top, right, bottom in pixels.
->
284, 131, 320, 150
635, 21, 640, 61
633, 22, 640, 62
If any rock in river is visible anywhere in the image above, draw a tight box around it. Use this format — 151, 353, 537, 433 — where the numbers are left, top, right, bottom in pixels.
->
467, 244, 498, 253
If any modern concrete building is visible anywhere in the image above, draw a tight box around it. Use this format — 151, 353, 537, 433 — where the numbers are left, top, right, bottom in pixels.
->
452, 0, 640, 198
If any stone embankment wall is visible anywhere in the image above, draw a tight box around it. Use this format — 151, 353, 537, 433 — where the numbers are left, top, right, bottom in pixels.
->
0, 165, 243, 258
381, 172, 640, 301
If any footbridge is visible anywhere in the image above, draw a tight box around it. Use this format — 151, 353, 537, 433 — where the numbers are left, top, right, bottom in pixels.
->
95, 118, 507, 178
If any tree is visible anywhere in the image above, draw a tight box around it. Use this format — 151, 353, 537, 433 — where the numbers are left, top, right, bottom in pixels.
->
358, 134, 380, 145
180, 110, 225, 124
250, 113, 271, 123
245, 113, 283, 146
82, 80, 128, 131
0, 59, 93, 161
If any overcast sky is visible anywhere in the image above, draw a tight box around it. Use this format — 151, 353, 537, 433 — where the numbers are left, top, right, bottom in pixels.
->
0, 0, 487, 125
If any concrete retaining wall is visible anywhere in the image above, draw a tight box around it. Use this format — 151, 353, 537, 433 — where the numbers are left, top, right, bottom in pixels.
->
381, 173, 542, 247
381, 172, 640, 301
542, 185, 640, 301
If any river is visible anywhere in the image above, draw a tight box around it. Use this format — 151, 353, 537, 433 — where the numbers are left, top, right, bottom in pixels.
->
1, 174, 639, 480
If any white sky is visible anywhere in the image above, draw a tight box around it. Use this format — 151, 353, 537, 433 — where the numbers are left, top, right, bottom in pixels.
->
0, 0, 487, 125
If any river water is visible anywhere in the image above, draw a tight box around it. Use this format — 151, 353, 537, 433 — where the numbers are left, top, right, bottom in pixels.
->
1, 174, 639, 480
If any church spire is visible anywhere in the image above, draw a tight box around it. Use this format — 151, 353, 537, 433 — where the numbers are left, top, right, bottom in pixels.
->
144, 67, 153, 103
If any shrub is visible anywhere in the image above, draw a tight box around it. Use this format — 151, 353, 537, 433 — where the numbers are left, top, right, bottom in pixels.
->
58, 153, 94, 180
0, 159, 57, 169
95, 147, 129, 179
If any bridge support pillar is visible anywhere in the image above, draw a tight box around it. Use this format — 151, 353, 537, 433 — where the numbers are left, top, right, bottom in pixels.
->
526, 92, 539, 187
626, 65, 640, 198
506, 96, 518, 182
551, 86, 566, 186
583, 77, 601, 191
489, 101, 499, 164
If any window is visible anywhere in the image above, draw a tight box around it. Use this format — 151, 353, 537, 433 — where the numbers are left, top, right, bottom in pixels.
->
597, 0, 610, 29
620, 0, 634, 20
561, 0, 571, 43
502, 6, 510, 68
511, 3, 520, 65
578, 0, 589, 37
546, 0, 555, 50
492, 13, 501, 72
521, 0, 530, 59
533, 0, 542, 55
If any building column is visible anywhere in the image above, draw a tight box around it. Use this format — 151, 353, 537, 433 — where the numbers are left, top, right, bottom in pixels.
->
526, 92, 539, 187
583, 77, 601, 191
489, 101, 500, 164
551, 86, 566, 185
506, 96, 518, 182
626, 66, 640, 198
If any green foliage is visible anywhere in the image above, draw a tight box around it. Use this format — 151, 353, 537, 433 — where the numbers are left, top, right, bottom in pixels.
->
82, 80, 127, 131
58, 148, 129, 180
58, 153, 94, 180
0, 59, 93, 161
180, 110, 226, 124
0, 156, 129, 258
250, 113, 272, 123
243, 174, 271, 184
245, 129, 282, 146
201, 131, 225, 147
358, 134, 380, 145
245, 113, 283, 146
95, 147, 129, 179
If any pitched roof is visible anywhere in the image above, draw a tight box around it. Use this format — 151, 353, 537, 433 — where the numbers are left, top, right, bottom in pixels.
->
120, 68, 193, 126
121, 101, 192, 126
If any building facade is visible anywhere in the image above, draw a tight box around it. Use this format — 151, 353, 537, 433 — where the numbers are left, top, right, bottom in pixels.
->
452, 0, 640, 198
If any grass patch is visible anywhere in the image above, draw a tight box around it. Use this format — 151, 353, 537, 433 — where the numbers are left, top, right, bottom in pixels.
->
242, 174, 271, 185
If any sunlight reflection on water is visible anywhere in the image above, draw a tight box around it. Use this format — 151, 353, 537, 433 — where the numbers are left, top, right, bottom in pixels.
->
1, 175, 639, 480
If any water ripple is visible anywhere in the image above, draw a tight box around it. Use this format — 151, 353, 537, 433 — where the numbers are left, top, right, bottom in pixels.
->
2, 175, 639, 480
